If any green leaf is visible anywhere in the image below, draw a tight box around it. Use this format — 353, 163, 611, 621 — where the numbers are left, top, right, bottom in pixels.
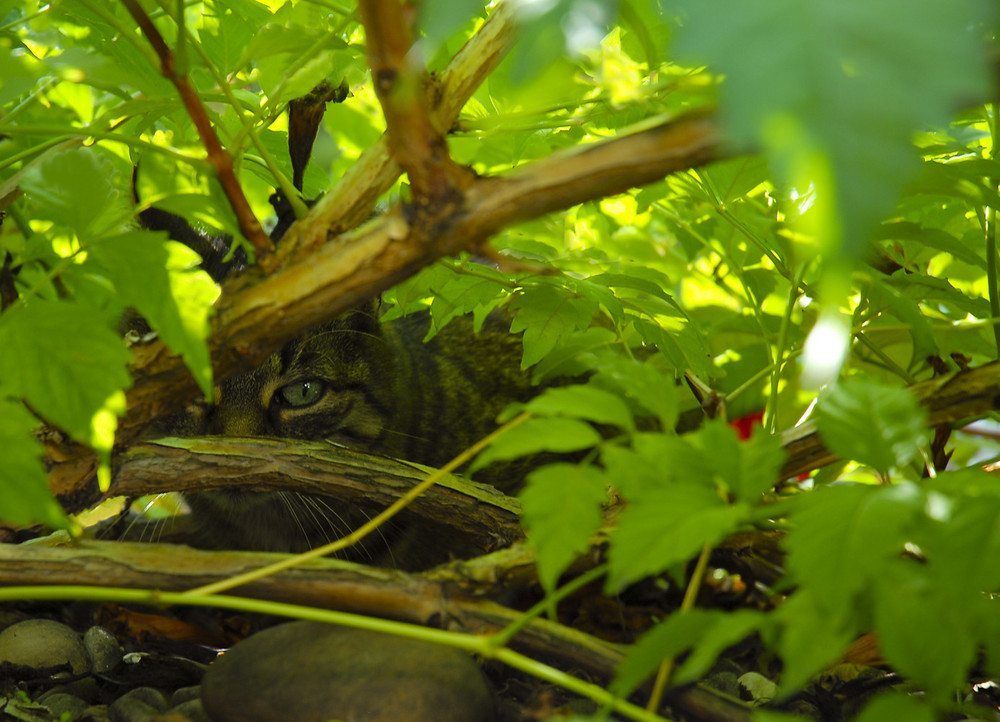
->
520, 463, 608, 591
471, 417, 602, 472
853, 693, 934, 722
768, 589, 859, 695
526, 384, 634, 429
863, 278, 938, 370
86, 232, 218, 397
199, 0, 272, 75
593, 358, 679, 431
612, 609, 765, 696
608, 481, 750, 589
690, 419, 785, 502
19, 147, 123, 236
417, 0, 487, 58
784, 483, 924, 619
872, 560, 977, 702
816, 378, 927, 473
696, 157, 770, 205
0, 300, 132, 452
0, 36, 43, 105
510, 286, 597, 368
675, 0, 992, 255
635, 318, 714, 378
0, 397, 69, 530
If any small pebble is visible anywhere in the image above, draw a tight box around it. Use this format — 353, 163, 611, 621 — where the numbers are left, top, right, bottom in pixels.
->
170, 686, 202, 706
36, 691, 89, 720
0, 619, 91, 677
166, 697, 213, 722
84, 625, 123, 674
109, 686, 169, 722
202, 621, 493, 722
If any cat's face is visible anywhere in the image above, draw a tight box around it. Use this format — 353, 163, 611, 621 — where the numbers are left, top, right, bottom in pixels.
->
207, 310, 395, 450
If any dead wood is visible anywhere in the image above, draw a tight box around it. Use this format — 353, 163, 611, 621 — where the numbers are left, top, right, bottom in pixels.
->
108, 437, 522, 550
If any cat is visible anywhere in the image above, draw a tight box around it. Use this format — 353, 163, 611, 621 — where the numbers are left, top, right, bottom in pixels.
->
134, 203, 538, 568
182, 304, 535, 566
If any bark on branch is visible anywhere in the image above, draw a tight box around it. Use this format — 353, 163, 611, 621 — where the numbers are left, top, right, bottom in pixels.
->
109, 437, 522, 551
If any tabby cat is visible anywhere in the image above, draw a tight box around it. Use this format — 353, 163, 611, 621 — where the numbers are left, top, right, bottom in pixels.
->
183, 304, 535, 566
136, 206, 537, 567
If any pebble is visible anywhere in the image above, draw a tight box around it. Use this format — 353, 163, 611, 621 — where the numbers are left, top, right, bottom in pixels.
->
84, 625, 123, 674
35, 691, 89, 719
201, 621, 494, 722
0, 618, 91, 677
108, 686, 169, 722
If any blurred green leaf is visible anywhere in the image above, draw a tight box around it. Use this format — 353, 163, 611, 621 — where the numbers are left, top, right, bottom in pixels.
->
86, 232, 219, 397
520, 463, 608, 591
816, 378, 927, 473
675, 0, 992, 255
0, 397, 69, 530
853, 693, 934, 722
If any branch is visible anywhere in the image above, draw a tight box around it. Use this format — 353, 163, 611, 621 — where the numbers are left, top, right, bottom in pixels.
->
780, 361, 1000, 479
121, 0, 272, 257
266, 0, 519, 266
106, 437, 523, 550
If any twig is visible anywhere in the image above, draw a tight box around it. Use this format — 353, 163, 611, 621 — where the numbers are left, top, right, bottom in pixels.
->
121, 0, 272, 257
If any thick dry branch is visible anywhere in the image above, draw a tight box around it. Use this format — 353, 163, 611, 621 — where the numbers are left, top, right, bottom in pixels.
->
107, 437, 522, 550
780, 361, 1000, 479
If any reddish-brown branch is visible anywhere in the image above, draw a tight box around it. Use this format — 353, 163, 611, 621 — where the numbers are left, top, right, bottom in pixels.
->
121, 0, 272, 257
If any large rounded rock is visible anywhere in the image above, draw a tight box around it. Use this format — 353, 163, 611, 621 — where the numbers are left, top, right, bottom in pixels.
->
201, 622, 493, 722
0, 619, 90, 677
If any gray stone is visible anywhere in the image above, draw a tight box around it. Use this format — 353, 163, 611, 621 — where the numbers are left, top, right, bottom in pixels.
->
0, 619, 90, 677
201, 622, 493, 722
84, 625, 122, 674
36, 691, 88, 720
170, 685, 203, 706
108, 687, 169, 722
170, 697, 213, 722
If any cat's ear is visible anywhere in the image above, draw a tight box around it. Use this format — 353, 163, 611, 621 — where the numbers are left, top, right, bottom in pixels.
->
338, 299, 381, 335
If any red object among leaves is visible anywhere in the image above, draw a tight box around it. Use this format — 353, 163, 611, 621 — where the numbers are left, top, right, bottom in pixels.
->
730, 411, 764, 440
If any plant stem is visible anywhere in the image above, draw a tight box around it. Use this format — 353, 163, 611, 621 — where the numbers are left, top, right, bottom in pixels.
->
490, 564, 609, 648
645, 542, 713, 713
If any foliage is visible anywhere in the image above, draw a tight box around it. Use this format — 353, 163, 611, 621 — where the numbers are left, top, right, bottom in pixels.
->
2, 0, 1000, 720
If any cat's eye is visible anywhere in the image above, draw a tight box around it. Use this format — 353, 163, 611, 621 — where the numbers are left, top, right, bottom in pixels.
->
276, 379, 326, 408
